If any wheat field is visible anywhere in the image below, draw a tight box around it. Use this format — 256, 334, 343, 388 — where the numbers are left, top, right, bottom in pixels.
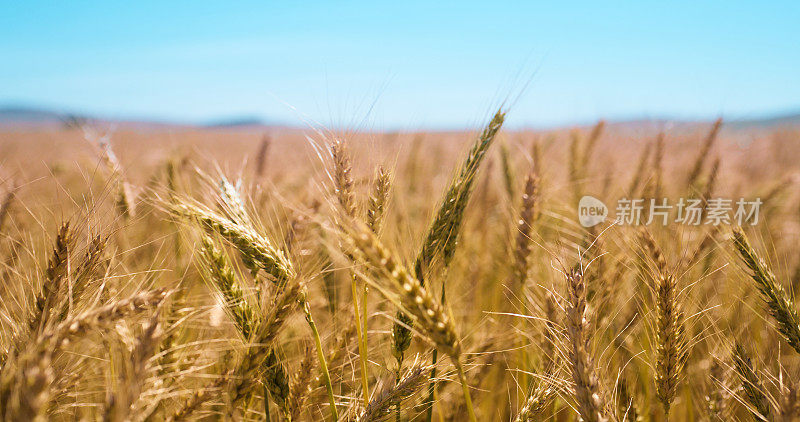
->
1, 112, 799, 421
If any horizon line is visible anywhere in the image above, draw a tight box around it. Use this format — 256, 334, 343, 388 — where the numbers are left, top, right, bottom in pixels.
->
1, 102, 799, 132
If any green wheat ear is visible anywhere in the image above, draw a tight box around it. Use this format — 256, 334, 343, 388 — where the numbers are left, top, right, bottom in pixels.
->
414, 108, 505, 275
392, 109, 505, 361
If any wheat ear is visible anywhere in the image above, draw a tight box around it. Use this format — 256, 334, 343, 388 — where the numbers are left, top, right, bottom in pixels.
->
169, 200, 295, 283
357, 360, 429, 422
343, 221, 477, 421
0, 289, 168, 420
511, 172, 540, 300
564, 269, 608, 422
733, 343, 771, 419
30, 222, 73, 335
367, 165, 391, 234
733, 227, 800, 354
285, 344, 316, 421
706, 359, 729, 421
200, 235, 257, 339
627, 142, 652, 196
227, 278, 302, 407
330, 137, 371, 409
254, 135, 271, 178
654, 273, 688, 416
331, 139, 356, 217
62, 234, 108, 320
0, 180, 18, 234
638, 228, 689, 416
408, 109, 504, 422
614, 376, 641, 422
167, 376, 227, 422
515, 379, 556, 422
499, 140, 517, 201
687, 117, 723, 189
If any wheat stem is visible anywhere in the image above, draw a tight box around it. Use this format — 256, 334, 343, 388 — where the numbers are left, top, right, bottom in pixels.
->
303, 298, 339, 421
351, 274, 370, 409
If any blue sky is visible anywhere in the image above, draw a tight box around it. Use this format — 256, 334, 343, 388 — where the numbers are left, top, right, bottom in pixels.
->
1, 1, 799, 129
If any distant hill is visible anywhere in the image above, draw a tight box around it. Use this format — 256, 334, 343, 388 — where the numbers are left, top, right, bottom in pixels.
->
728, 111, 800, 128
0, 106, 85, 127
205, 117, 269, 128
1, 105, 798, 131
203, 117, 294, 130
0, 106, 182, 129
0, 105, 296, 131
